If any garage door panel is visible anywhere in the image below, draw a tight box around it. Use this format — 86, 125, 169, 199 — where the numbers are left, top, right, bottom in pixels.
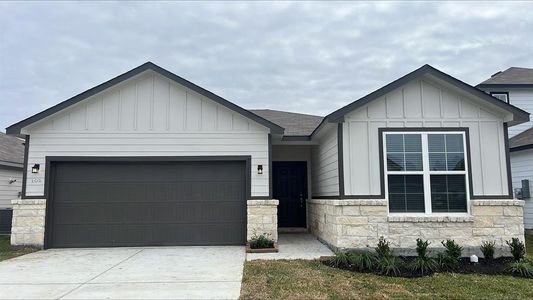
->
49, 160, 247, 248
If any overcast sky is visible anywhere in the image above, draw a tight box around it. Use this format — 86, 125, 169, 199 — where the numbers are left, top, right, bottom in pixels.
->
1, 1, 532, 131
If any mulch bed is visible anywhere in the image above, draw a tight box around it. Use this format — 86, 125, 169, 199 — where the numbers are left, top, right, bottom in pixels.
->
321, 256, 529, 278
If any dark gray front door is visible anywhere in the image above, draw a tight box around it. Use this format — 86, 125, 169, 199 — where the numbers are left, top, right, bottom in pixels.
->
48, 160, 246, 248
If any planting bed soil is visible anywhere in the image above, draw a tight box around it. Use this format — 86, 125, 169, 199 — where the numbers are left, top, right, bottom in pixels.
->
321, 256, 531, 278
246, 243, 279, 253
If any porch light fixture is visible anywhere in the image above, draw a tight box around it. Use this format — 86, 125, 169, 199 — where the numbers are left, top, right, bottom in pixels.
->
257, 165, 263, 175
32, 164, 40, 174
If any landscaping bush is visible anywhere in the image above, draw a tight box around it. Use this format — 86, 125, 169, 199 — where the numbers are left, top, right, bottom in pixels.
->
330, 252, 352, 268
480, 241, 496, 260
248, 232, 274, 249
349, 252, 377, 271
378, 255, 403, 276
505, 260, 533, 278
409, 239, 437, 275
506, 238, 526, 261
375, 237, 392, 258
437, 240, 463, 271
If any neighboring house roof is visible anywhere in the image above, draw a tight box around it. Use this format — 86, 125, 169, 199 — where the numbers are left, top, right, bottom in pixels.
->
509, 126, 533, 152
249, 109, 323, 136
322, 64, 530, 127
477, 67, 533, 88
0, 132, 24, 169
6, 62, 284, 135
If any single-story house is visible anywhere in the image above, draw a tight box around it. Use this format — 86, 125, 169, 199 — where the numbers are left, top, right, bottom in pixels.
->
6, 62, 529, 255
0, 132, 24, 234
477, 67, 533, 232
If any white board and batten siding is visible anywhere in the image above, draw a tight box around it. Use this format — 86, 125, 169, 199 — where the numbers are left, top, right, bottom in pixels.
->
0, 168, 22, 208
342, 78, 510, 197
311, 126, 339, 197
510, 149, 533, 229
23, 71, 270, 198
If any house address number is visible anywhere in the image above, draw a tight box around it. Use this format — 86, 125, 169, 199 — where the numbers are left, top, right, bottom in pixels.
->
31, 178, 42, 183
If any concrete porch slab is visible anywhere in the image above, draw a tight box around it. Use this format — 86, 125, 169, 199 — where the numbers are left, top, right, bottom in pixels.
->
246, 233, 333, 261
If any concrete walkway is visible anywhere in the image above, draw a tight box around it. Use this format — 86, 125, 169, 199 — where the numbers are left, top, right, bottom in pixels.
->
246, 233, 334, 261
0, 246, 245, 300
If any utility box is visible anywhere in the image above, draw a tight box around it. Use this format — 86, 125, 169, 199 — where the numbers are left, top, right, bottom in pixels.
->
522, 179, 530, 199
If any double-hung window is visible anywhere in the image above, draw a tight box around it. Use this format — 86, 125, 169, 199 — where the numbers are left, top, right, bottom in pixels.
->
384, 131, 469, 214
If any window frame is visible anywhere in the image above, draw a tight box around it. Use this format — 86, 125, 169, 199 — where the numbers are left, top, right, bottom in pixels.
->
382, 131, 471, 216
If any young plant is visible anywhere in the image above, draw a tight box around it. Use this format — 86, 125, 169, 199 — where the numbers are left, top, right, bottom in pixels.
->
480, 241, 496, 261
505, 261, 533, 278
248, 232, 274, 249
409, 239, 437, 275
506, 238, 526, 261
378, 255, 404, 276
441, 239, 463, 261
375, 237, 393, 258
349, 252, 377, 271
436, 252, 459, 271
330, 252, 352, 268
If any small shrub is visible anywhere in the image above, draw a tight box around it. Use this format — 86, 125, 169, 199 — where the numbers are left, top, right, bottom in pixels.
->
410, 256, 438, 275
436, 252, 459, 271
378, 255, 404, 276
505, 261, 533, 278
480, 241, 496, 260
506, 238, 526, 261
349, 252, 377, 271
330, 252, 352, 268
248, 232, 274, 249
441, 239, 463, 261
375, 237, 393, 258
415, 238, 431, 259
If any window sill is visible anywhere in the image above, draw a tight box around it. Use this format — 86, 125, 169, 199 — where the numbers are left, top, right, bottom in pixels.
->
388, 215, 473, 223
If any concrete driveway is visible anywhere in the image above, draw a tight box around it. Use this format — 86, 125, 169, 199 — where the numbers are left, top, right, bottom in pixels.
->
0, 246, 245, 300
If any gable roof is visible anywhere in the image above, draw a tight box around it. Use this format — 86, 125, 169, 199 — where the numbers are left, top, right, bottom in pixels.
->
0, 132, 24, 169
509, 126, 533, 152
477, 67, 533, 88
249, 109, 323, 136
323, 64, 530, 125
6, 62, 284, 135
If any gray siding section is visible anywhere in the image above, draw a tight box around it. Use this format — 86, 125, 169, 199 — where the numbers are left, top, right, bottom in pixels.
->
0, 168, 22, 208
510, 149, 533, 229
311, 127, 339, 197
22, 72, 270, 197
343, 78, 509, 197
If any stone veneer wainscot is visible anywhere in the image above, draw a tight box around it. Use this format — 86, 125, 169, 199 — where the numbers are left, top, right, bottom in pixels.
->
308, 199, 525, 256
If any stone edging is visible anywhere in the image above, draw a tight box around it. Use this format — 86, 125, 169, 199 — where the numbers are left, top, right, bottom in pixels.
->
247, 199, 279, 206
309, 199, 387, 206
388, 216, 474, 223
11, 199, 46, 205
471, 200, 524, 207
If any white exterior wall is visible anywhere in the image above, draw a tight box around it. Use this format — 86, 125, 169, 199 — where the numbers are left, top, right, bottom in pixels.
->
0, 168, 22, 208
343, 78, 510, 197
23, 71, 270, 197
510, 149, 533, 229
311, 126, 339, 197
480, 89, 533, 137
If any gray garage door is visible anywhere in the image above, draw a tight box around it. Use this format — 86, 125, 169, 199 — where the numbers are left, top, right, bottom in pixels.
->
48, 160, 246, 248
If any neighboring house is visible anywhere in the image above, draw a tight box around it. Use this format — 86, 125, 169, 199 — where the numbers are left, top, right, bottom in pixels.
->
6, 62, 529, 256
478, 67, 533, 232
0, 133, 24, 234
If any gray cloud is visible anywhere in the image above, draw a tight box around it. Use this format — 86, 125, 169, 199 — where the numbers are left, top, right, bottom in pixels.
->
1, 1, 532, 130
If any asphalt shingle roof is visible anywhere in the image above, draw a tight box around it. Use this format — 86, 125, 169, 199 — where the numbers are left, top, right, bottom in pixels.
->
479, 67, 533, 85
250, 109, 323, 136
509, 126, 533, 150
0, 133, 24, 167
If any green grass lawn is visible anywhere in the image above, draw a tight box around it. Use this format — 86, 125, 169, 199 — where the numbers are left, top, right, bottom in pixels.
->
240, 234, 533, 300
0, 235, 38, 262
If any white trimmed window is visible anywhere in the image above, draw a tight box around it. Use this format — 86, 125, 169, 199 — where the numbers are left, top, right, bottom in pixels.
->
490, 92, 509, 103
383, 131, 469, 214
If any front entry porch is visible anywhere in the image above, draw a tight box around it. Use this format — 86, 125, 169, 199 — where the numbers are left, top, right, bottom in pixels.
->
246, 233, 333, 260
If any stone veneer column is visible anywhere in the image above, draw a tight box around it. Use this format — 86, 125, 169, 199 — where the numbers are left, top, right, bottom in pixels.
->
247, 199, 279, 242
10, 199, 46, 248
